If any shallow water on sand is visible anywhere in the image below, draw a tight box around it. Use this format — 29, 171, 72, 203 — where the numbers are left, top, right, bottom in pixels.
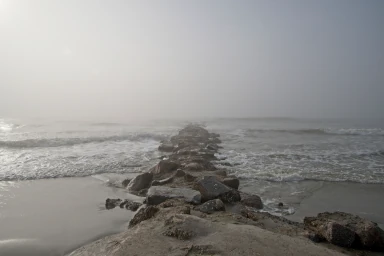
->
0, 175, 140, 256
241, 179, 384, 228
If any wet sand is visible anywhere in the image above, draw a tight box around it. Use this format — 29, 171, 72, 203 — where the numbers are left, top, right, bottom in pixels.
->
0, 175, 140, 256
287, 181, 384, 228
241, 179, 384, 228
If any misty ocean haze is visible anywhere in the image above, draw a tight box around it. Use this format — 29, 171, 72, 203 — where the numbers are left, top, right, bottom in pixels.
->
0, 0, 383, 120
0, 1, 384, 256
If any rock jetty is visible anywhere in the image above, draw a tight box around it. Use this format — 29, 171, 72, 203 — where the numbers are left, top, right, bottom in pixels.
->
69, 125, 384, 256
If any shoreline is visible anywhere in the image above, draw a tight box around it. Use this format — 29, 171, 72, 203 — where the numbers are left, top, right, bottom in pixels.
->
1, 177, 384, 255
0, 175, 140, 256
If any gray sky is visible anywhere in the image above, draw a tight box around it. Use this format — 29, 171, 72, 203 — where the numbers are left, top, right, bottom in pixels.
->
0, 0, 383, 120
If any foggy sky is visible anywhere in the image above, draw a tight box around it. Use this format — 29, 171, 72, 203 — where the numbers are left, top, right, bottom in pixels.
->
1, 0, 383, 121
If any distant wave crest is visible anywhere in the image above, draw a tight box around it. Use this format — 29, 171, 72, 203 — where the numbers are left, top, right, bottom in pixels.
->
0, 133, 167, 148
245, 128, 384, 136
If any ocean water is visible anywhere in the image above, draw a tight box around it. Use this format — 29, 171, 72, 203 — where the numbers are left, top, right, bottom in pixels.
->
1, 117, 384, 184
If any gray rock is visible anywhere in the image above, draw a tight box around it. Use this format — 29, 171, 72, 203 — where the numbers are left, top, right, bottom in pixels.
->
206, 144, 219, 151
173, 169, 185, 177
146, 186, 201, 205
137, 188, 149, 197
194, 176, 241, 203
119, 200, 142, 211
129, 206, 159, 227
151, 176, 174, 186
222, 177, 240, 189
325, 222, 356, 248
121, 178, 131, 188
195, 199, 225, 214
105, 198, 122, 210
184, 162, 203, 171
127, 172, 153, 192
150, 160, 180, 175
304, 211, 384, 250
240, 192, 263, 209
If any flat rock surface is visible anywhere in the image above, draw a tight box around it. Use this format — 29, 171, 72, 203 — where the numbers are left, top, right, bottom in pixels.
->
194, 176, 241, 203
69, 212, 345, 256
146, 186, 201, 205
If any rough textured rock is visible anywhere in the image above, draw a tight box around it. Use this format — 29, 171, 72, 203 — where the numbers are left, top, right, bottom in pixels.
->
304, 211, 384, 250
194, 176, 241, 203
222, 177, 240, 189
146, 186, 201, 205
129, 206, 159, 227
240, 192, 263, 209
195, 199, 225, 214
105, 198, 122, 210
106, 199, 142, 211
163, 227, 195, 240
127, 172, 153, 192
324, 221, 356, 248
69, 211, 345, 256
119, 200, 142, 211
121, 178, 131, 188
150, 160, 180, 175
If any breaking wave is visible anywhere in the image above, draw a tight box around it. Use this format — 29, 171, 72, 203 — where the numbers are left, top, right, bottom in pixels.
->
0, 133, 168, 148
243, 128, 384, 136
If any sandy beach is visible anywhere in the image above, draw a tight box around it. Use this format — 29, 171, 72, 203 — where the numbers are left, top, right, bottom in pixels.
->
0, 174, 141, 256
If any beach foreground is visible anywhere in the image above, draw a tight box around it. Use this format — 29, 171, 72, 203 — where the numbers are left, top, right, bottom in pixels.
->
68, 125, 384, 256
0, 175, 141, 256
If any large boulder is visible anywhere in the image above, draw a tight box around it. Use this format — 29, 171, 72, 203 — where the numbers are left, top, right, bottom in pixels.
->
194, 176, 241, 203
146, 186, 201, 205
222, 177, 240, 190
127, 172, 153, 192
324, 222, 356, 247
150, 160, 180, 175
304, 212, 384, 250
240, 192, 263, 209
195, 199, 225, 214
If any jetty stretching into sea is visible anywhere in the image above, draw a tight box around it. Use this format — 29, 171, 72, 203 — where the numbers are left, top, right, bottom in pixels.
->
70, 125, 384, 256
